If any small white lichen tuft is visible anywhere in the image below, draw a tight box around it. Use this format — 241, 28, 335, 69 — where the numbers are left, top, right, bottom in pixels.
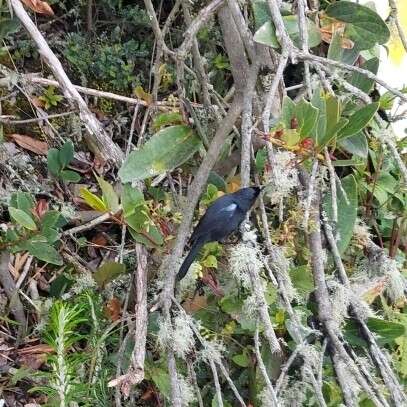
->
328, 281, 350, 327
199, 339, 225, 364
178, 374, 196, 406
61, 271, 97, 300
265, 151, 299, 205
279, 380, 309, 407
229, 243, 263, 288
172, 313, 196, 359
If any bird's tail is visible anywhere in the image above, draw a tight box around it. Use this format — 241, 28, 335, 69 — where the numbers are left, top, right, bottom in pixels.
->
177, 239, 205, 281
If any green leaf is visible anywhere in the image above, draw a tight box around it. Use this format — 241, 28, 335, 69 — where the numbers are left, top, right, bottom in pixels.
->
289, 265, 314, 297
232, 351, 250, 367
346, 317, 405, 347
93, 261, 126, 287
327, 30, 344, 62
348, 57, 379, 94
202, 254, 218, 269
24, 238, 62, 265
9, 192, 35, 215
0, 18, 20, 40
338, 102, 379, 139
49, 275, 74, 297
323, 175, 358, 254
60, 170, 81, 183
80, 188, 107, 212
323, 94, 342, 145
254, 16, 321, 49
332, 158, 365, 167
283, 15, 321, 48
310, 88, 327, 146
97, 176, 120, 212
121, 184, 145, 217
281, 96, 296, 128
326, 1, 390, 50
282, 129, 300, 147
58, 140, 74, 168
151, 112, 183, 131
252, 0, 270, 29
339, 132, 368, 158
47, 148, 62, 176
128, 224, 163, 248
9, 207, 37, 230
119, 125, 201, 183
40, 211, 66, 230
296, 99, 319, 138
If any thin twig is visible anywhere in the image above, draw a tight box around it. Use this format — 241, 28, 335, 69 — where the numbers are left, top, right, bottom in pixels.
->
389, 0, 407, 53
324, 148, 338, 224
0, 110, 77, 124
254, 327, 279, 406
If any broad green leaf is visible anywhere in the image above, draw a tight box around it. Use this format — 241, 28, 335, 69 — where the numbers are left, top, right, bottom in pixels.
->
208, 171, 227, 192
58, 140, 74, 167
93, 261, 126, 287
338, 102, 379, 139
49, 275, 74, 297
151, 112, 183, 131
327, 31, 344, 62
252, 0, 270, 29
24, 237, 62, 265
97, 176, 120, 212
47, 148, 61, 176
321, 94, 342, 145
202, 254, 218, 269
283, 15, 321, 48
128, 223, 163, 248
348, 57, 379, 94
9, 207, 37, 230
346, 317, 405, 347
0, 18, 20, 41
379, 91, 396, 110
310, 88, 327, 146
146, 365, 171, 398
326, 1, 390, 50
41, 210, 66, 230
254, 21, 278, 48
80, 188, 107, 212
296, 99, 319, 138
232, 352, 250, 367
332, 158, 365, 167
9, 192, 35, 215
323, 174, 358, 253
119, 125, 201, 183
282, 129, 300, 147
121, 184, 145, 217
339, 132, 368, 158
60, 170, 81, 183
281, 96, 296, 128
254, 16, 321, 48
289, 265, 314, 297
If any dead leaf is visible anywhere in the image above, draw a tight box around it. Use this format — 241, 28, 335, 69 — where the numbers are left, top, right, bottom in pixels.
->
13, 252, 30, 277
320, 21, 354, 49
21, 0, 54, 15
31, 96, 45, 108
18, 344, 54, 370
226, 176, 241, 193
183, 294, 208, 314
32, 199, 49, 220
105, 297, 121, 321
8, 134, 48, 155
91, 233, 108, 247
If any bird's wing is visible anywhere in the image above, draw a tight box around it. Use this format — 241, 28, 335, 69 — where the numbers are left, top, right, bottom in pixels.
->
189, 197, 239, 243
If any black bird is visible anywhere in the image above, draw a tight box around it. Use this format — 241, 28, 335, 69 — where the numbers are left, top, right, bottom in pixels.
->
177, 186, 261, 280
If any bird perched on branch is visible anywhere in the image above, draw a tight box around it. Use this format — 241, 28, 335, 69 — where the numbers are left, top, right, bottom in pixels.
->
177, 186, 262, 281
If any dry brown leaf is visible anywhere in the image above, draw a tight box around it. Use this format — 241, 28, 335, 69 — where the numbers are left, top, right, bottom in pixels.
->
91, 233, 108, 247
32, 199, 49, 220
8, 134, 48, 155
182, 294, 208, 314
21, 0, 54, 16
105, 297, 121, 321
13, 252, 30, 277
